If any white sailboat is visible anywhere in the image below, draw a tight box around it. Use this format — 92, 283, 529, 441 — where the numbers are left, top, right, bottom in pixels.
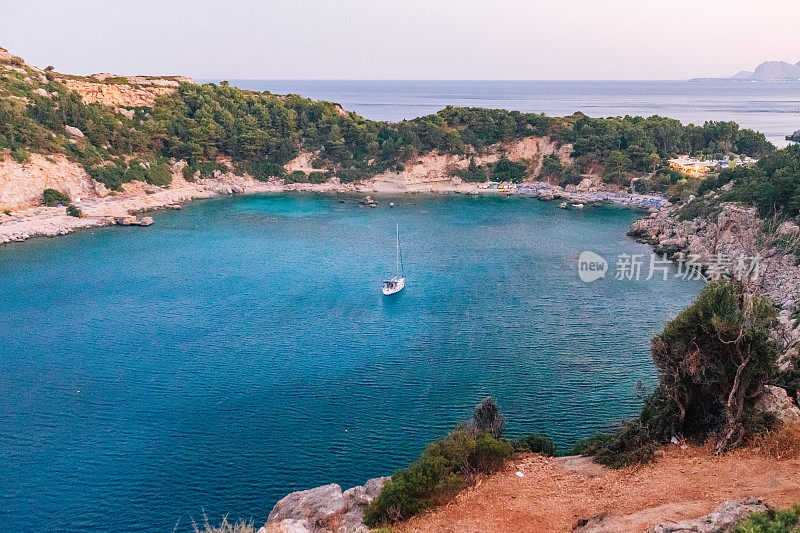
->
382, 223, 405, 295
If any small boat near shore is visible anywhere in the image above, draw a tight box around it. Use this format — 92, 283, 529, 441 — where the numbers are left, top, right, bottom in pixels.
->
382, 223, 405, 295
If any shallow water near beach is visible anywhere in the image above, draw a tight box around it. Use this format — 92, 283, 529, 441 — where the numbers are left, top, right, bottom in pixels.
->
0, 194, 701, 531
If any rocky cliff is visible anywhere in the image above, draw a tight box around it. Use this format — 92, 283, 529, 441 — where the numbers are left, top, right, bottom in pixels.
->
0, 154, 102, 210
60, 78, 180, 108
629, 200, 800, 368
366, 136, 572, 191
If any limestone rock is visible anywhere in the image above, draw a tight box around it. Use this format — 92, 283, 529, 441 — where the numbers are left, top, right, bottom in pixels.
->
258, 518, 314, 533
262, 477, 389, 533
65, 125, 84, 138
266, 483, 343, 533
755, 385, 800, 423
649, 497, 768, 533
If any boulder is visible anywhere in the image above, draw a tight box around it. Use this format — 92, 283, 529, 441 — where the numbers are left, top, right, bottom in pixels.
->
261, 477, 389, 533
755, 385, 800, 423
65, 125, 84, 138
649, 497, 769, 533
339, 476, 390, 532
265, 483, 343, 532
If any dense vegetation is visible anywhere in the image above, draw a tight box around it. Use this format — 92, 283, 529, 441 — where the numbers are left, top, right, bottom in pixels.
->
722, 144, 800, 220
0, 59, 776, 196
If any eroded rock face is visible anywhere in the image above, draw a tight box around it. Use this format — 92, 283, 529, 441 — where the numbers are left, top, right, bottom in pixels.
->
0, 153, 101, 210
61, 79, 178, 107
259, 477, 390, 533
368, 136, 572, 190
628, 201, 800, 357
755, 385, 800, 423
649, 497, 768, 533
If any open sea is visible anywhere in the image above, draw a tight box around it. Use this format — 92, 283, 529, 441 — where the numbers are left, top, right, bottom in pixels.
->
210, 79, 800, 147
0, 194, 702, 532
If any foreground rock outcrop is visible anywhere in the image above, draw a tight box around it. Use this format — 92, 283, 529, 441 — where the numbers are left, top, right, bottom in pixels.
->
648, 497, 769, 533
258, 477, 389, 533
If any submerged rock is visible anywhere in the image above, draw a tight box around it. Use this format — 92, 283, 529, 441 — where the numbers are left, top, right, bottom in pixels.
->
259, 477, 389, 533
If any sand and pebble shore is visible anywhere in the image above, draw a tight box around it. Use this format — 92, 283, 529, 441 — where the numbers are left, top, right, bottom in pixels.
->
0, 171, 668, 245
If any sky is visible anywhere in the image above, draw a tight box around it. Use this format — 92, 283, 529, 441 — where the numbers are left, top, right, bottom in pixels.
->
1, 0, 799, 80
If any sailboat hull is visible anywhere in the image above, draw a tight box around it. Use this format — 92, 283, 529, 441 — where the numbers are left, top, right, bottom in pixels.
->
382, 277, 405, 295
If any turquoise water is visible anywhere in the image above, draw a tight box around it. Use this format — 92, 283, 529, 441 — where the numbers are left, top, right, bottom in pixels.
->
0, 194, 701, 531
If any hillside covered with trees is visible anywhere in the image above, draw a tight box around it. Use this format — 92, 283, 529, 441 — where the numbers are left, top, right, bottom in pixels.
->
1, 48, 776, 197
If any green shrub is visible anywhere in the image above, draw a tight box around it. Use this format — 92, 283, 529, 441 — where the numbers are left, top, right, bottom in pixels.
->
492, 157, 527, 183
453, 159, 488, 183
677, 198, 710, 221
571, 421, 658, 469
237, 160, 285, 181
540, 153, 564, 180
287, 170, 308, 183
308, 171, 327, 184
558, 169, 583, 188
652, 280, 779, 452
512, 433, 557, 456
363, 429, 512, 527
11, 147, 29, 163
183, 160, 225, 180
735, 503, 800, 533
66, 204, 81, 217
88, 162, 128, 190
42, 188, 71, 206
633, 178, 651, 194
364, 398, 514, 527
142, 160, 172, 187
574, 280, 781, 468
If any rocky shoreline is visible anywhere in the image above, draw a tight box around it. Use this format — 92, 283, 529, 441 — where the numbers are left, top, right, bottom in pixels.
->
0, 165, 667, 246
629, 201, 800, 367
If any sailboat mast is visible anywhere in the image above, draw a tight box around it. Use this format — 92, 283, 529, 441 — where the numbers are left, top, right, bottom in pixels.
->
395, 223, 400, 277
397, 223, 404, 277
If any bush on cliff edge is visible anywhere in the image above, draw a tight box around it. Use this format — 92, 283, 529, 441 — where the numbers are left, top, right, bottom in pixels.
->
573, 280, 781, 468
363, 398, 514, 527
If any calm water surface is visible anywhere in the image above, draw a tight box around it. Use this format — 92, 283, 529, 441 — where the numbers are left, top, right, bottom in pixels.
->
209, 80, 800, 147
0, 194, 701, 531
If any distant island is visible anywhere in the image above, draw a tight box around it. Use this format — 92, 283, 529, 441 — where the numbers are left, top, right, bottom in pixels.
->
788, 129, 800, 142
692, 59, 800, 81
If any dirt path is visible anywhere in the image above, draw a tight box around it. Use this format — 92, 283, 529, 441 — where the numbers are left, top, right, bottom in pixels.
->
399, 446, 800, 532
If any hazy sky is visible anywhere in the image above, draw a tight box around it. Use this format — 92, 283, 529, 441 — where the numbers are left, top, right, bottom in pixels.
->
2, 0, 799, 80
